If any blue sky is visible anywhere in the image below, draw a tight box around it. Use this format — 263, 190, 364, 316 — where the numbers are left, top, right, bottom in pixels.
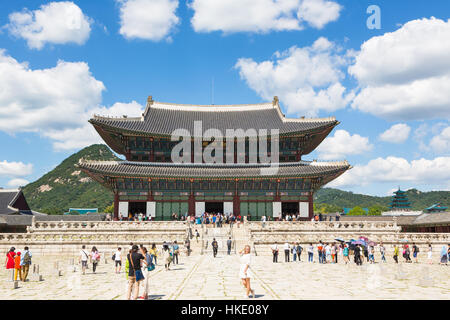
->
0, 0, 449, 196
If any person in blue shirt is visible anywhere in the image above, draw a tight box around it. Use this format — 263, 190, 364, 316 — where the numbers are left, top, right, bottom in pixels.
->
172, 241, 180, 265
20, 246, 32, 282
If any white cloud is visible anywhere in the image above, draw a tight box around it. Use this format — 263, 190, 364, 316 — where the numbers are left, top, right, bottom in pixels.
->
189, 0, 341, 33
350, 17, 450, 120
0, 50, 144, 151
0, 50, 105, 134
117, 0, 179, 41
47, 101, 145, 151
297, 0, 341, 29
429, 126, 450, 154
316, 130, 372, 160
7, 178, 29, 188
5, 1, 91, 50
329, 156, 450, 188
235, 37, 354, 117
379, 123, 411, 143
0, 161, 33, 177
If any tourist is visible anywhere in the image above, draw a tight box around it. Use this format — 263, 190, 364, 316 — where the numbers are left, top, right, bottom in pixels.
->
440, 245, 448, 265
20, 246, 32, 282
14, 252, 21, 281
162, 244, 172, 270
150, 243, 158, 265
271, 243, 279, 263
129, 242, 134, 251
427, 244, 433, 264
239, 245, 255, 299
296, 243, 303, 262
185, 238, 191, 256
5, 247, 16, 282
363, 245, 369, 262
172, 241, 180, 265
393, 245, 399, 264
355, 245, 364, 266
336, 212, 341, 221
127, 245, 146, 300
307, 243, 314, 263
380, 243, 386, 263
195, 230, 200, 243
331, 243, 336, 263
114, 247, 122, 274
212, 238, 219, 258
227, 237, 232, 255
91, 246, 100, 273
368, 246, 375, 264
292, 243, 297, 262
404, 244, 412, 263
343, 244, 349, 264
412, 243, 419, 263
79, 245, 89, 275
325, 243, 332, 263
317, 242, 323, 264
139, 247, 152, 300
283, 242, 290, 262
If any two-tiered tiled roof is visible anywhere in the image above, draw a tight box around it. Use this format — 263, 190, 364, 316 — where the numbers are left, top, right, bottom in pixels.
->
77, 160, 351, 179
89, 97, 338, 137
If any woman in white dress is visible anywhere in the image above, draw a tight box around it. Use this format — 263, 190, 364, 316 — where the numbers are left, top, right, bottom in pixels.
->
239, 245, 255, 298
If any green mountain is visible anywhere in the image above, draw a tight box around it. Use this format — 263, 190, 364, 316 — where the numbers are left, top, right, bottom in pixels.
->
315, 187, 450, 211
21, 144, 450, 215
22, 144, 119, 214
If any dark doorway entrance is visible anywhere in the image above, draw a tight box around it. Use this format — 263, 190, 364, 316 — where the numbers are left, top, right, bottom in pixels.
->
129, 202, 146, 217
282, 202, 299, 217
205, 202, 224, 214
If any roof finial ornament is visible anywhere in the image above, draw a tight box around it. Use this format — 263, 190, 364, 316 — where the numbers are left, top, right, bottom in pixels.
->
273, 96, 279, 105
147, 95, 154, 104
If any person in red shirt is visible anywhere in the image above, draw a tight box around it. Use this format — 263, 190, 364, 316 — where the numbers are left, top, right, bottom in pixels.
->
14, 252, 22, 281
5, 247, 15, 281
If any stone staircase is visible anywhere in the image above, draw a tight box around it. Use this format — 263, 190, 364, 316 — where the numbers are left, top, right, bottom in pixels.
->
200, 224, 235, 255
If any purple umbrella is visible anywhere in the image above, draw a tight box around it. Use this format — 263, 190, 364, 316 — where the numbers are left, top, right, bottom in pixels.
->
352, 240, 365, 245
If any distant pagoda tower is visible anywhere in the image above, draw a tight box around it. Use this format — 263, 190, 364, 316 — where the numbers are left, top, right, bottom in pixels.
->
389, 188, 411, 211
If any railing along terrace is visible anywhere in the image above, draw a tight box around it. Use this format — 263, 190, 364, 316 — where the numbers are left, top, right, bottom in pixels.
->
246, 221, 401, 232
28, 221, 188, 233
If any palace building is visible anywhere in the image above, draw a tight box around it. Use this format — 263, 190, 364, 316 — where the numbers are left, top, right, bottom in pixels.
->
78, 96, 351, 220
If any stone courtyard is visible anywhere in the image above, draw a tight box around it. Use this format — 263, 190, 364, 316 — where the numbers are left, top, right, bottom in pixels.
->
1, 250, 449, 300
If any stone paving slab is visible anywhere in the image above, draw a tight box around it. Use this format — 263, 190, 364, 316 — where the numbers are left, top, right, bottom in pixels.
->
0, 253, 449, 300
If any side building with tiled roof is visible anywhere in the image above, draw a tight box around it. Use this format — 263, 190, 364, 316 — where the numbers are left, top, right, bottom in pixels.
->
79, 96, 351, 220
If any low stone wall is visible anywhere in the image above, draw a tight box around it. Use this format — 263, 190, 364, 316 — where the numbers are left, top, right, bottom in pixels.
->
0, 221, 189, 254
247, 221, 450, 256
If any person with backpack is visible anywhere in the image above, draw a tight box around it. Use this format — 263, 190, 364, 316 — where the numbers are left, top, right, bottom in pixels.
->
412, 243, 419, 263
127, 245, 146, 300
113, 247, 122, 274
162, 244, 172, 270
212, 238, 219, 258
393, 245, 399, 264
90, 246, 100, 273
79, 245, 89, 275
139, 247, 154, 300
20, 246, 32, 282
150, 243, 158, 265
172, 241, 180, 265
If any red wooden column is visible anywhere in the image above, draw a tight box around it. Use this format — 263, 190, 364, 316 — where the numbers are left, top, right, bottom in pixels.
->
113, 192, 119, 220
308, 192, 314, 220
188, 178, 195, 216
233, 178, 240, 216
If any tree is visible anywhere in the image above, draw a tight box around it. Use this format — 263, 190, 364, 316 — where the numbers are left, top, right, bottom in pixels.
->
348, 206, 366, 216
104, 203, 114, 214
368, 205, 387, 216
